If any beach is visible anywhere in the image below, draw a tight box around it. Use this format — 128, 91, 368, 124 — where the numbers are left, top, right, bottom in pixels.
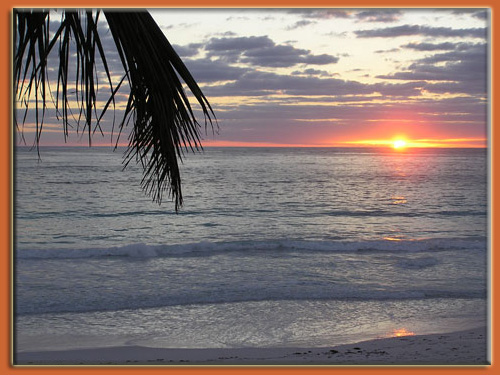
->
16, 326, 488, 366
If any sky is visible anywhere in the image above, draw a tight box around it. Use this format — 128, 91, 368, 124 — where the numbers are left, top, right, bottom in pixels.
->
16, 8, 489, 148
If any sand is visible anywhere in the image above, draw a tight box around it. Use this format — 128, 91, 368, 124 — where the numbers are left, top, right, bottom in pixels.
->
15, 326, 489, 366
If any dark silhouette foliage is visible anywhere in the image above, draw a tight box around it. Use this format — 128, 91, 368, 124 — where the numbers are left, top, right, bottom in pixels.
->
14, 9, 216, 210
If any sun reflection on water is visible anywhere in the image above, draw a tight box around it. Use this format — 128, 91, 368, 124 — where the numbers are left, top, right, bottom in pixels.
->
391, 328, 416, 337
390, 196, 407, 205
383, 236, 403, 241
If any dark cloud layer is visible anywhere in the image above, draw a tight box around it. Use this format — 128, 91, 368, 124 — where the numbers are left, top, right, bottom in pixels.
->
378, 44, 487, 96
201, 69, 428, 99
183, 58, 250, 83
174, 29, 487, 101
452, 9, 488, 20
204, 36, 339, 68
212, 97, 486, 134
402, 42, 460, 51
401, 41, 483, 52
472, 11, 488, 20
291, 68, 333, 77
355, 25, 487, 39
203, 70, 369, 97
172, 43, 203, 57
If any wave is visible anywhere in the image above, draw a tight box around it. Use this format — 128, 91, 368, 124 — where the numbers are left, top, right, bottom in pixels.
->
15, 282, 486, 316
19, 208, 486, 220
320, 210, 486, 218
16, 237, 487, 260
394, 256, 440, 270
18, 294, 487, 317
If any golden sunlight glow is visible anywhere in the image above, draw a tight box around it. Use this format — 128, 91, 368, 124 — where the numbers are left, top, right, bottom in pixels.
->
391, 328, 416, 337
339, 137, 486, 148
393, 139, 407, 149
391, 196, 407, 205
383, 237, 403, 241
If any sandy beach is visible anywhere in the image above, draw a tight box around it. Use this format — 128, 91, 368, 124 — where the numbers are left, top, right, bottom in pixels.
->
15, 326, 488, 366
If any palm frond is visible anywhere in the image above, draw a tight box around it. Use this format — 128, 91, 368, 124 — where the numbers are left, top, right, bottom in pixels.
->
15, 10, 114, 145
104, 11, 215, 209
14, 9, 216, 210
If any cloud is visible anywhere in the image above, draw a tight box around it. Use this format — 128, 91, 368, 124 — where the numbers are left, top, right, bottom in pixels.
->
291, 68, 334, 77
225, 15, 251, 22
203, 69, 427, 98
372, 81, 426, 97
376, 44, 487, 96
204, 36, 339, 68
288, 9, 352, 19
452, 9, 488, 20
355, 9, 402, 23
416, 43, 486, 64
172, 43, 202, 57
472, 10, 488, 20
402, 42, 457, 51
401, 41, 481, 51
211, 96, 486, 129
286, 20, 317, 30
206, 36, 275, 51
159, 22, 197, 33
182, 58, 251, 83
375, 48, 400, 53
203, 71, 371, 97
204, 36, 276, 64
355, 25, 487, 39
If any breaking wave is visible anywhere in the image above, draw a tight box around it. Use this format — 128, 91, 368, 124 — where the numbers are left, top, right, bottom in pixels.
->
17, 237, 487, 260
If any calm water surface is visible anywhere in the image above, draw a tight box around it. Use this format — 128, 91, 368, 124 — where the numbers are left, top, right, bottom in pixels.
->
15, 147, 488, 352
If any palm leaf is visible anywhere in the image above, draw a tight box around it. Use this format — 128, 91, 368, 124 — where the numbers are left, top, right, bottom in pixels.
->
14, 9, 216, 210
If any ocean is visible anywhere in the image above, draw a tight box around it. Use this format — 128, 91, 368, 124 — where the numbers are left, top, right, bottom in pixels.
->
14, 146, 488, 353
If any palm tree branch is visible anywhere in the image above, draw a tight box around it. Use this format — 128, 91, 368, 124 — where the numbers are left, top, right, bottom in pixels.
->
14, 9, 215, 209
103, 10, 215, 209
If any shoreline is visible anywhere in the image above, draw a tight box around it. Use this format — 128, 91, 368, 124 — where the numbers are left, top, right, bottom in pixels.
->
15, 326, 489, 366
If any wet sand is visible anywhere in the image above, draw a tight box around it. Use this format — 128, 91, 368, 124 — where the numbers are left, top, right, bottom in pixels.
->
15, 326, 489, 366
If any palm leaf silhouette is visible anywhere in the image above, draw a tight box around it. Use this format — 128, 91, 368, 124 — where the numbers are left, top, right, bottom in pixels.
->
14, 9, 216, 210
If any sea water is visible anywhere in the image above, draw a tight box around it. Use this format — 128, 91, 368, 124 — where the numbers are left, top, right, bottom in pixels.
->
14, 146, 488, 352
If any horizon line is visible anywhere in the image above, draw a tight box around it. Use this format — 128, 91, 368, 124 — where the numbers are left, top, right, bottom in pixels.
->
14, 144, 488, 149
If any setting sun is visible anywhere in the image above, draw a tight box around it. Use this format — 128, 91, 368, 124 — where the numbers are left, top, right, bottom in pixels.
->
393, 140, 407, 149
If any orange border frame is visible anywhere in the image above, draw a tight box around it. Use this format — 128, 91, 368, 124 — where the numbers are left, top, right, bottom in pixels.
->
3, 1, 496, 374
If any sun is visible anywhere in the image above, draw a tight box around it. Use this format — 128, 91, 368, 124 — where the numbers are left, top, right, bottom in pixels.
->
393, 139, 407, 149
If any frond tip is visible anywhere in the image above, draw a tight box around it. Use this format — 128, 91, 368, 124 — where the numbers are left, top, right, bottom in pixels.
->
14, 9, 217, 211
105, 11, 216, 210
